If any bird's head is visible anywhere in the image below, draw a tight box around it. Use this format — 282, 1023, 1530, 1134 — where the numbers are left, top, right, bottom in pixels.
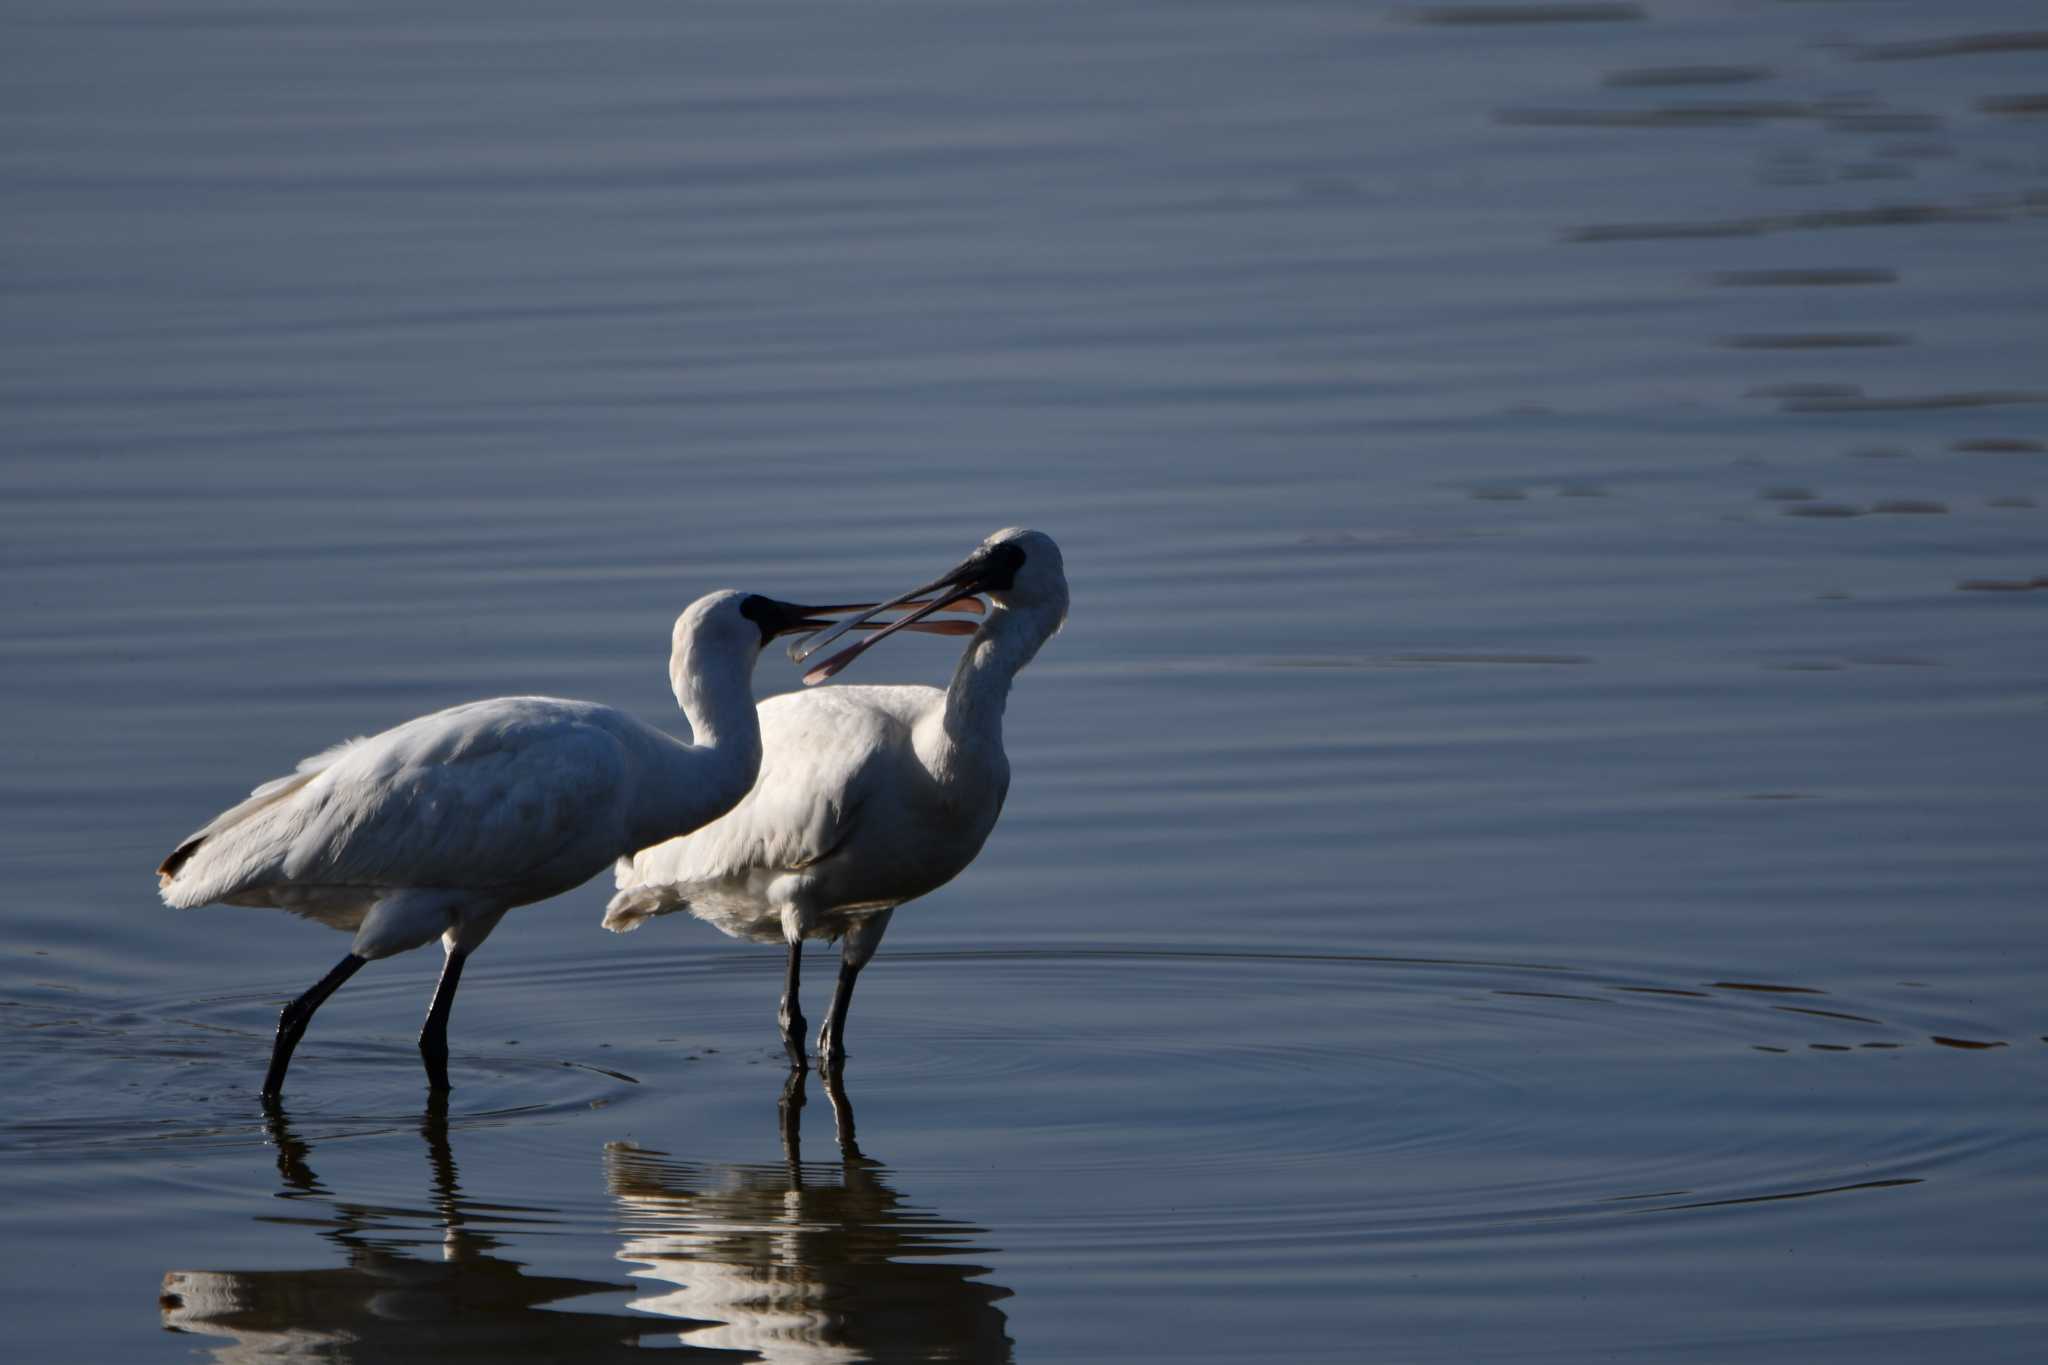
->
974, 527, 1068, 618
677, 591, 836, 660
789, 528, 1069, 684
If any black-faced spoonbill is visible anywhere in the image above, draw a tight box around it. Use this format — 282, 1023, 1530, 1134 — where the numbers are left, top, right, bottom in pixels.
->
156, 590, 974, 1097
606, 528, 1068, 1073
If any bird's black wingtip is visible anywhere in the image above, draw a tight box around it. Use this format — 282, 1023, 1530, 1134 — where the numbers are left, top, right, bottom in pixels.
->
157, 835, 205, 885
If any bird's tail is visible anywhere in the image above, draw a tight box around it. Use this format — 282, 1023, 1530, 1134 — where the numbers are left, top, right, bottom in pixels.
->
603, 884, 685, 934
157, 835, 208, 890
157, 737, 365, 907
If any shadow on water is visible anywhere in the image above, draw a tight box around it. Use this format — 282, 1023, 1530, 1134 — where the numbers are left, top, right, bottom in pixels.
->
607, 1068, 1014, 1363
159, 1081, 1012, 1363
160, 1097, 676, 1362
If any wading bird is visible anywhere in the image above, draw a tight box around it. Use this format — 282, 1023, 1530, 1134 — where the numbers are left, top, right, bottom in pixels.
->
607, 529, 1068, 1073
157, 590, 971, 1097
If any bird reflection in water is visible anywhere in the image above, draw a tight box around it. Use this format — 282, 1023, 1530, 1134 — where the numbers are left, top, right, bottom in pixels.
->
159, 1098, 671, 1362
609, 1069, 1015, 1363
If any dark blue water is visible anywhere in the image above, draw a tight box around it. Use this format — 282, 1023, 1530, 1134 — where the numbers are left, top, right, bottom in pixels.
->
3, 2, 2043, 1359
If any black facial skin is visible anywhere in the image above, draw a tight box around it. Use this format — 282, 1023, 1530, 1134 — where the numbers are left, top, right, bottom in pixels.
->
739, 595, 804, 646
971, 542, 1027, 594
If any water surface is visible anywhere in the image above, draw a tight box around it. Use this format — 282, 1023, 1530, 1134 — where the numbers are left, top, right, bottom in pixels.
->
3, 1, 2044, 1360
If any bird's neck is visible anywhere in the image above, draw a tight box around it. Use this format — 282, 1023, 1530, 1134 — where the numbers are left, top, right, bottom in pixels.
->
917, 599, 1057, 786
645, 640, 763, 842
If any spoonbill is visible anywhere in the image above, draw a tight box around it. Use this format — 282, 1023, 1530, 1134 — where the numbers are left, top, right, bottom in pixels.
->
156, 590, 971, 1097
607, 528, 1068, 1073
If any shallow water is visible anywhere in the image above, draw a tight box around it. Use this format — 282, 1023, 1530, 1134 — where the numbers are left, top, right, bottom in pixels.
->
3, 1, 2044, 1360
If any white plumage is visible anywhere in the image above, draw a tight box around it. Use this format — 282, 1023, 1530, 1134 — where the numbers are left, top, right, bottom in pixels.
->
162, 700, 695, 937
608, 528, 1068, 1072
605, 684, 1003, 940
157, 590, 869, 1097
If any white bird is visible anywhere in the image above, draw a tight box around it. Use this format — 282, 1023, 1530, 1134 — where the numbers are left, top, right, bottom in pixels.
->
606, 528, 1068, 1073
156, 590, 970, 1098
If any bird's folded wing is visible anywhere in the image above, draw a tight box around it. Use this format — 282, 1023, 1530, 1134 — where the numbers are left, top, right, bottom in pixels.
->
275, 711, 627, 891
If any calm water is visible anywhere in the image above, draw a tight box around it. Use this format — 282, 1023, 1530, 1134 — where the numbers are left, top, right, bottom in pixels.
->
4, 1, 2044, 1359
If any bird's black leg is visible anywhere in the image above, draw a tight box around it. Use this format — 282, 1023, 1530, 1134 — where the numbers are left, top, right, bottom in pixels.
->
778, 938, 809, 1071
818, 957, 864, 1077
263, 953, 366, 1099
818, 909, 892, 1077
418, 948, 469, 1093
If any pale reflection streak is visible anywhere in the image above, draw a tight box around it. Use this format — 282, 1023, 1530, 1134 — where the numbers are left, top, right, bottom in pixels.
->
608, 1070, 1015, 1363
159, 1100, 670, 1363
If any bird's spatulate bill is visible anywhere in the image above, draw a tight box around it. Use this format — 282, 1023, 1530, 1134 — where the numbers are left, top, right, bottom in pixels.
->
802, 597, 983, 617
790, 579, 967, 664
851, 619, 977, 637
785, 596, 983, 663
802, 585, 984, 684
804, 649, 865, 686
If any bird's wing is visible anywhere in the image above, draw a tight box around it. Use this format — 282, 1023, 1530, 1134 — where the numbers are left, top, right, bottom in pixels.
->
279, 701, 630, 891
609, 686, 935, 926
157, 735, 371, 884
163, 699, 632, 909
